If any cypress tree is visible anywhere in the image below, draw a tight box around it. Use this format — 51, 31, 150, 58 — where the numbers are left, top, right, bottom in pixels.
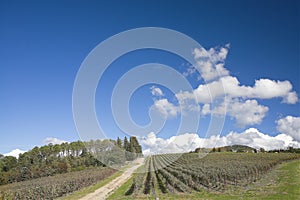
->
116, 137, 122, 148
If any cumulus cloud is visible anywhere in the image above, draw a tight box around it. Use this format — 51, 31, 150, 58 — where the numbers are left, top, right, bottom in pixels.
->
189, 44, 230, 81
150, 44, 298, 126
282, 92, 298, 104
150, 86, 164, 96
202, 97, 269, 127
179, 76, 298, 104
155, 95, 269, 128
162, 94, 269, 127
188, 44, 298, 104
4, 149, 26, 158
43, 137, 67, 145
141, 128, 300, 155
225, 128, 300, 151
141, 132, 200, 155
201, 104, 211, 115
276, 116, 300, 142
153, 99, 179, 118
226, 99, 269, 127
153, 96, 199, 118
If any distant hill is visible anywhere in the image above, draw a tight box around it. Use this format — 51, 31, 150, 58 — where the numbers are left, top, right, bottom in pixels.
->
222, 145, 256, 152
194, 144, 256, 153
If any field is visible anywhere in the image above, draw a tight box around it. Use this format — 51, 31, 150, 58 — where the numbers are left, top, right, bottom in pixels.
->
0, 167, 116, 199
109, 152, 300, 199
1, 153, 299, 199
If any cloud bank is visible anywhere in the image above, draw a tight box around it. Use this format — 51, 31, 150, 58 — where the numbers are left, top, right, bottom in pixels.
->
141, 127, 300, 155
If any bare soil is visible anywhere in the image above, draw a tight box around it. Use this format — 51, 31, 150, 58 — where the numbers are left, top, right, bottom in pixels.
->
79, 158, 144, 200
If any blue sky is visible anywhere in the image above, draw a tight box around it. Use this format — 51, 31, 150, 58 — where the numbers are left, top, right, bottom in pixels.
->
1, 0, 299, 154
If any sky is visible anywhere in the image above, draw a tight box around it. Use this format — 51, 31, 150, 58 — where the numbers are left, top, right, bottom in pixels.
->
1, 0, 299, 155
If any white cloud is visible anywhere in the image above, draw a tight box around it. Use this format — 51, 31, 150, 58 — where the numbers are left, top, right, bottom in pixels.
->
276, 116, 300, 142
150, 86, 164, 96
203, 97, 269, 127
225, 128, 300, 151
156, 96, 269, 128
251, 79, 298, 103
191, 45, 230, 82
182, 45, 298, 104
182, 76, 298, 104
43, 137, 67, 145
282, 92, 298, 104
172, 94, 269, 127
153, 99, 179, 118
153, 96, 200, 119
183, 65, 197, 77
226, 98, 269, 127
4, 149, 26, 158
141, 132, 200, 155
201, 104, 211, 115
141, 128, 300, 155
153, 44, 298, 126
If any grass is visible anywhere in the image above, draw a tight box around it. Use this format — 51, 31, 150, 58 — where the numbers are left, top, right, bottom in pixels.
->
108, 159, 300, 200
108, 176, 135, 199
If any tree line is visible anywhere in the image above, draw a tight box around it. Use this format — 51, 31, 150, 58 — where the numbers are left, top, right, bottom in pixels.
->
0, 136, 142, 185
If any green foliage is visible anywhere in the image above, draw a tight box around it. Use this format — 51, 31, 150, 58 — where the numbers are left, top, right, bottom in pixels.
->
116, 137, 122, 148
125, 136, 142, 161
0, 137, 143, 186
268, 146, 300, 153
195, 145, 257, 153
125, 179, 136, 196
260, 147, 265, 153
0, 156, 17, 173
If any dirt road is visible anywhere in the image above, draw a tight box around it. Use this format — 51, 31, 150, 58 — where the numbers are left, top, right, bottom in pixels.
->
79, 158, 144, 200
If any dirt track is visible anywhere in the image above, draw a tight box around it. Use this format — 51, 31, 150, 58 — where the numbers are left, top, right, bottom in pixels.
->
79, 158, 144, 200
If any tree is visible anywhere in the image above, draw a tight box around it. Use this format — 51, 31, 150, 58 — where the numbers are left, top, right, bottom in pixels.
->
116, 137, 122, 148
109, 145, 126, 165
123, 137, 130, 151
124, 136, 132, 161
57, 158, 71, 173
288, 146, 294, 153
130, 136, 142, 156
0, 137, 139, 185
123, 136, 143, 161
53, 144, 61, 157
1, 156, 17, 172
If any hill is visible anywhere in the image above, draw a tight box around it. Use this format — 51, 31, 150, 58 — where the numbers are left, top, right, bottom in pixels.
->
0, 136, 142, 186
194, 144, 256, 153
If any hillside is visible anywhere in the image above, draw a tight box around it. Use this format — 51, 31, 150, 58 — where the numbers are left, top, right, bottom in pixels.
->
0, 137, 142, 186
109, 152, 300, 200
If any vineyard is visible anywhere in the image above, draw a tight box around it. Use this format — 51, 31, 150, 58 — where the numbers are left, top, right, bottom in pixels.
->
124, 153, 300, 197
0, 167, 116, 199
